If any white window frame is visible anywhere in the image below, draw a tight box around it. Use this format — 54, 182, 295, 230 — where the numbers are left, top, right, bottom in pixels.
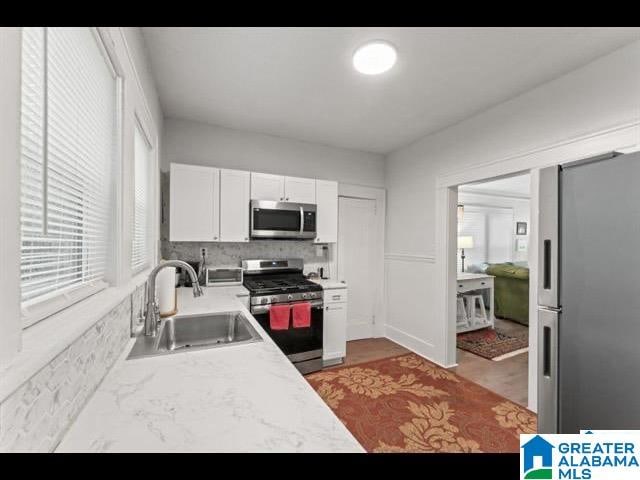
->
1, 27, 162, 372
20, 27, 124, 328
130, 114, 155, 275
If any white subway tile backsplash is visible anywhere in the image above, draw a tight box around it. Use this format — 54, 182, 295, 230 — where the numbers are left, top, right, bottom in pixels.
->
0, 294, 133, 452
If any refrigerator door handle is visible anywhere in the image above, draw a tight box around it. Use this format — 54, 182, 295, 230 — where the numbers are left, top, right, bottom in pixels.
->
537, 308, 559, 433
538, 166, 560, 308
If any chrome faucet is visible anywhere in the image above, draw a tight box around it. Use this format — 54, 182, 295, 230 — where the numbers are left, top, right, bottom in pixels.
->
144, 260, 203, 337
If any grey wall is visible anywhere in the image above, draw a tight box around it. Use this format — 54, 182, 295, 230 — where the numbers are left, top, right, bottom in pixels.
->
382, 40, 640, 367
162, 117, 385, 187
160, 117, 385, 269
385, 40, 640, 257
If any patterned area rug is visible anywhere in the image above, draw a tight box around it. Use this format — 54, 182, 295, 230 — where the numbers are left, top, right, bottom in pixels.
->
457, 325, 528, 361
305, 353, 536, 453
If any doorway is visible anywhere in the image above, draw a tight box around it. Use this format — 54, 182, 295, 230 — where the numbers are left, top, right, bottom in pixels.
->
451, 172, 533, 407
338, 196, 377, 340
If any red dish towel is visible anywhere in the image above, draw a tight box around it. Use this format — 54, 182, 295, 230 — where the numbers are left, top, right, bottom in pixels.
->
292, 302, 312, 328
269, 304, 291, 330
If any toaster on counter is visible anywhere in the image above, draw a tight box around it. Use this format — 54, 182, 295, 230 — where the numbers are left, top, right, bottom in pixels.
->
205, 266, 243, 286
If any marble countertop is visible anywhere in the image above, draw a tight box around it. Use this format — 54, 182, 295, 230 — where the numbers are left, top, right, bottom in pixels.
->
309, 278, 347, 290
55, 287, 363, 452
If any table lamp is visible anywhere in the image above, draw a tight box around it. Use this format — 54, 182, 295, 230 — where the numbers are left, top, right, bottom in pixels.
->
458, 235, 474, 272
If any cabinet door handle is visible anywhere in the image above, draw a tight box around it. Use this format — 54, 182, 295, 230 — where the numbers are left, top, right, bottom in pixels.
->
280, 197, 284, 201
286, 197, 289, 201
480, 282, 485, 285
332, 295, 341, 300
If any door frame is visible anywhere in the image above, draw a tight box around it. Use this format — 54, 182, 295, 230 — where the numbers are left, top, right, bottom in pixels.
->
337, 184, 386, 339
435, 121, 640, 412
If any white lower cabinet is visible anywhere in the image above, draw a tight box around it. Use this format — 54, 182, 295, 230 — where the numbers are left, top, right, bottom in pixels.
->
323, 288, 347, 366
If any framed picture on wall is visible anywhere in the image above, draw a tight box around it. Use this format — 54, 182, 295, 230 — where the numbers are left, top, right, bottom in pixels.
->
516, 237, 528, 252
516, 222, 527, 235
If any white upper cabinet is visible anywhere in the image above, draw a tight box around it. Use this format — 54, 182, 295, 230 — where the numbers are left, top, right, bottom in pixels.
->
250, 172, 285, 201
170, 164, 337, 243
315, 180, 338, 243
170, 163, 220, 242
251, 173, 316, 203
284, 176, 316, 203
220, 169, 250, 242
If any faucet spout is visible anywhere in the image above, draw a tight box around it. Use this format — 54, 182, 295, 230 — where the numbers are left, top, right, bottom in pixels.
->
144, 260, 203, 337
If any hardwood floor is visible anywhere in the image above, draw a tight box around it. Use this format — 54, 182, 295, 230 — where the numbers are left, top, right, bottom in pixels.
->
330, 335, 529, 409
340, 338, 411, 367
452, 318, 529, 407
452, 348, 529, 408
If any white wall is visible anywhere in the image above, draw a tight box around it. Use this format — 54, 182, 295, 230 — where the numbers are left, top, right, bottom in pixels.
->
383, 40, 640, 368
0, 28, 22, 366
457, 191, 531, 264
162, 117, 385, 187
120, 28, 163, 131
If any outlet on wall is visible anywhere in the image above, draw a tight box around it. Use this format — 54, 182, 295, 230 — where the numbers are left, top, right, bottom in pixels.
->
200, 247, 207, 259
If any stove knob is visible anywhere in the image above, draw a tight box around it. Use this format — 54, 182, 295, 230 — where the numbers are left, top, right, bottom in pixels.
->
309, 292, 315, 298
261, 298, 268, 305
287, 294, 293, 300
271, 296, 278, 302
302, 293, 307, 299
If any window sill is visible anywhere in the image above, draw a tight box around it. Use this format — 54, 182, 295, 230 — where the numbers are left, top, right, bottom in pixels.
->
0, 270, 150, 403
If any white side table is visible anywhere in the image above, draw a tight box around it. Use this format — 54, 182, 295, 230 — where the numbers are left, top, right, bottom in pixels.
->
456, 273, 495, 333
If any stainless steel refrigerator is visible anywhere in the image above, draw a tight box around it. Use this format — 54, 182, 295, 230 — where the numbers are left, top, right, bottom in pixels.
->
537, 151, 640, 433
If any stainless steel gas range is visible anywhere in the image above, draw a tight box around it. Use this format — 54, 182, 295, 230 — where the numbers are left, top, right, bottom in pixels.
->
242, 259, 323, 374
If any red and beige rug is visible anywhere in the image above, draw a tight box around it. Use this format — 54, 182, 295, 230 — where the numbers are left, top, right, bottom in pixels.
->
305, 353, 536, 453
457, 324, 529, 361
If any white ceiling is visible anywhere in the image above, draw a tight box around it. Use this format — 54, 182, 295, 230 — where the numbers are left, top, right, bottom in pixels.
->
460, 173, 531, 198
142, 27, 640, 154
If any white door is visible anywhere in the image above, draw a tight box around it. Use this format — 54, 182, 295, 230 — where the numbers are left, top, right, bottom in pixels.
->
219, 169, 250, 242
338, 197, 377, 340
284, 176, 316, 203
315, 180, 338, 243
250, 172, 285, 201
170, 163, 219, 242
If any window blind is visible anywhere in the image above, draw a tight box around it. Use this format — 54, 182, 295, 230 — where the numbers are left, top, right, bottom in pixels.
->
457, 204, 514, 272
458, 208, 487, 272
20, 27, 116, 323
131, 123, 152, 272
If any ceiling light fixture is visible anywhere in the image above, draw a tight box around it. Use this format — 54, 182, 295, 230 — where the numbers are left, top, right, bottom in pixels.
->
352, 41, 397, 75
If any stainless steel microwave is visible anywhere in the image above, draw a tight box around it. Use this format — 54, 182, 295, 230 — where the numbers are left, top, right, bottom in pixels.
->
250, 200, 316, 240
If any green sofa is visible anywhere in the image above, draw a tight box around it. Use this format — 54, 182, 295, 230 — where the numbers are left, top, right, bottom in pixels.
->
486, 262, 530, 325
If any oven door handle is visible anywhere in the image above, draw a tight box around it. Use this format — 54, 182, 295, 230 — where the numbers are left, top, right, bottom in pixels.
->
251, 300, 323, 315
299, 206, 304, 235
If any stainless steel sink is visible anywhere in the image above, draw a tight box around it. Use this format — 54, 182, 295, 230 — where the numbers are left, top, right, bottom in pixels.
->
127, 311, 262, 360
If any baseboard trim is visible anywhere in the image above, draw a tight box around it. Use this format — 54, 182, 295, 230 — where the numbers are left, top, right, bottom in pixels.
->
492, 347, 529, 362
385, 253, 436, 263
384, 325, 452, 368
